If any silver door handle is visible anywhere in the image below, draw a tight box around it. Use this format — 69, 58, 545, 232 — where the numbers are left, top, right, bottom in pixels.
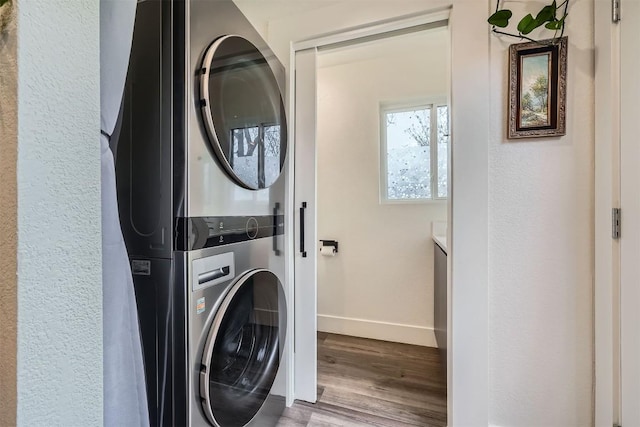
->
198, 266, 230, 285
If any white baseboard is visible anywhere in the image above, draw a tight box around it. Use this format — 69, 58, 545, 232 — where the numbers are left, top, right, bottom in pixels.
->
317, 314, 437, 347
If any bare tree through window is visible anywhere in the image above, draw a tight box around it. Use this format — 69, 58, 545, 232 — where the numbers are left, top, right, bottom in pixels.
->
382, 103, 448, 201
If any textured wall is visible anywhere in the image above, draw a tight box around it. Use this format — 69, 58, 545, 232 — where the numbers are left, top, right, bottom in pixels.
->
16, 0, 103, 425
0, 1, 17, 425
316, 31, 448, 346
488, 0, 594, 425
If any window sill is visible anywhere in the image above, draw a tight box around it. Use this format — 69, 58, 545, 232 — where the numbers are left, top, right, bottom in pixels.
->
379, 198, 447, 205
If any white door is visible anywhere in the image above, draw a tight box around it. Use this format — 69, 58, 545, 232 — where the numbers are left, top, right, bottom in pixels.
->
293, 47, 318, 403
620, 0, 640, 423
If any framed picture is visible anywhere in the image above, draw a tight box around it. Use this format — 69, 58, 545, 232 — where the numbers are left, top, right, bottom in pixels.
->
508, 36, 567, 139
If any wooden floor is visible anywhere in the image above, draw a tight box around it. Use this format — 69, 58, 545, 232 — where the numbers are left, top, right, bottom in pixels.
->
277, 332, 447, 427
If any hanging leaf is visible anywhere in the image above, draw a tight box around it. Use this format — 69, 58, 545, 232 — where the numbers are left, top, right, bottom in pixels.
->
535, 5, 556, 25
518, 5, 556, 35
545, 17, 565, 30
489, 0, 569, 43
517, 14, 536, 34
488, 9, 513, 28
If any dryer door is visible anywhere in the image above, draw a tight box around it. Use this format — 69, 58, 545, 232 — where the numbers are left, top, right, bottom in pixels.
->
200, 35, 287, 190
200, 269, 286, 427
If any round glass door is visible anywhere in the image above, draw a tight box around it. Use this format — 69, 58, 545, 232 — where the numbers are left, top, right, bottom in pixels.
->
200, 269, 286, 427
200, 35, 288, 190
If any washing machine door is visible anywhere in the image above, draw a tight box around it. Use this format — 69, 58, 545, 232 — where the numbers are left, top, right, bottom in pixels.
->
200, 35, 287, 190
200, 269, 286, 427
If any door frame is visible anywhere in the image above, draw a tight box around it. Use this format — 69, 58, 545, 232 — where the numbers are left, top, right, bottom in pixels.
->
594, 1, 620, 425
287, 3, 491, 425
613, 0, 640, 423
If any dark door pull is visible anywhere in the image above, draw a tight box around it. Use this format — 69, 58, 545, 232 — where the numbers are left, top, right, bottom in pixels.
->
300, 202, 307, 257
273, 203, 281, 256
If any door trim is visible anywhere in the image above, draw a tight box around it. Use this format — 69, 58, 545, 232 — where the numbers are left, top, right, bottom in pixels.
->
618, 1, 640, 423
594, 0, 621, 424
291, 8, 451, 52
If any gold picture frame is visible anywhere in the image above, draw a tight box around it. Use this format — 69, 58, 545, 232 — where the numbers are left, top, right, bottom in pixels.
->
508, 36, 567, 139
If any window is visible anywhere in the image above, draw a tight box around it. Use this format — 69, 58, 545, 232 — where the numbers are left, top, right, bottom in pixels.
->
380, 101, 449, 202
229, 123, 282, 188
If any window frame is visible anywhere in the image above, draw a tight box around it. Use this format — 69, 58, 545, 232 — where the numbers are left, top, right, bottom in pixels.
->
379, 98, 448, 204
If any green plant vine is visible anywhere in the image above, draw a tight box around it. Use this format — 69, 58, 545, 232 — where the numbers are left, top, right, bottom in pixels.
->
488, 0, 569, 44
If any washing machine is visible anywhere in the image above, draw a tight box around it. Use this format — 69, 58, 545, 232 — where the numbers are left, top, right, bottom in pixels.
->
183, 234, 287, 427
113, 0, 289, 425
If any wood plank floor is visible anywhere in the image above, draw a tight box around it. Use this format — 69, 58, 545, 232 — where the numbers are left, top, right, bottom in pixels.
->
277, 332, 447, 427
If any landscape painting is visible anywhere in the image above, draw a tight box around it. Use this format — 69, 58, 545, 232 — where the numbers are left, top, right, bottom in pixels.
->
508, 37, 567, 139
519, 52, 551, 128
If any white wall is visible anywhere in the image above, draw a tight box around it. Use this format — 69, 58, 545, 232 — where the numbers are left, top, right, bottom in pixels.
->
487, 1, 594, 425
316, 30, 448, 346
16, 1, 103, 425
448, 2, 490, 423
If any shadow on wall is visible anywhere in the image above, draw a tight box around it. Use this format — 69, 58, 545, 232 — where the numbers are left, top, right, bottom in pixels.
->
0, 0, 18, 426
0, 0, 12, 31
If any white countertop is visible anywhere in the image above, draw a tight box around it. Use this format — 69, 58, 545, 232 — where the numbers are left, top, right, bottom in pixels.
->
432, 234, 447, 253
431, 221, 448, 254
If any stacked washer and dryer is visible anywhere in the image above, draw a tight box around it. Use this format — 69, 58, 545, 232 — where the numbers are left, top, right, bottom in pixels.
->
114, 1, 289, 426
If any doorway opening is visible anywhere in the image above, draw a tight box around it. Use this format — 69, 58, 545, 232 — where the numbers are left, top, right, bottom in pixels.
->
289, 13, 451, 426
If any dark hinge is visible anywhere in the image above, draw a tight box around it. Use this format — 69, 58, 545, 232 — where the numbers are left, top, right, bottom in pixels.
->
613, 0, 621, 23
613, 208, 621, 239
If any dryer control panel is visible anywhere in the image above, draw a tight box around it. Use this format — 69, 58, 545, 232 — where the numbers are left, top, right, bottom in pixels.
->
176, 215, 284, 251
